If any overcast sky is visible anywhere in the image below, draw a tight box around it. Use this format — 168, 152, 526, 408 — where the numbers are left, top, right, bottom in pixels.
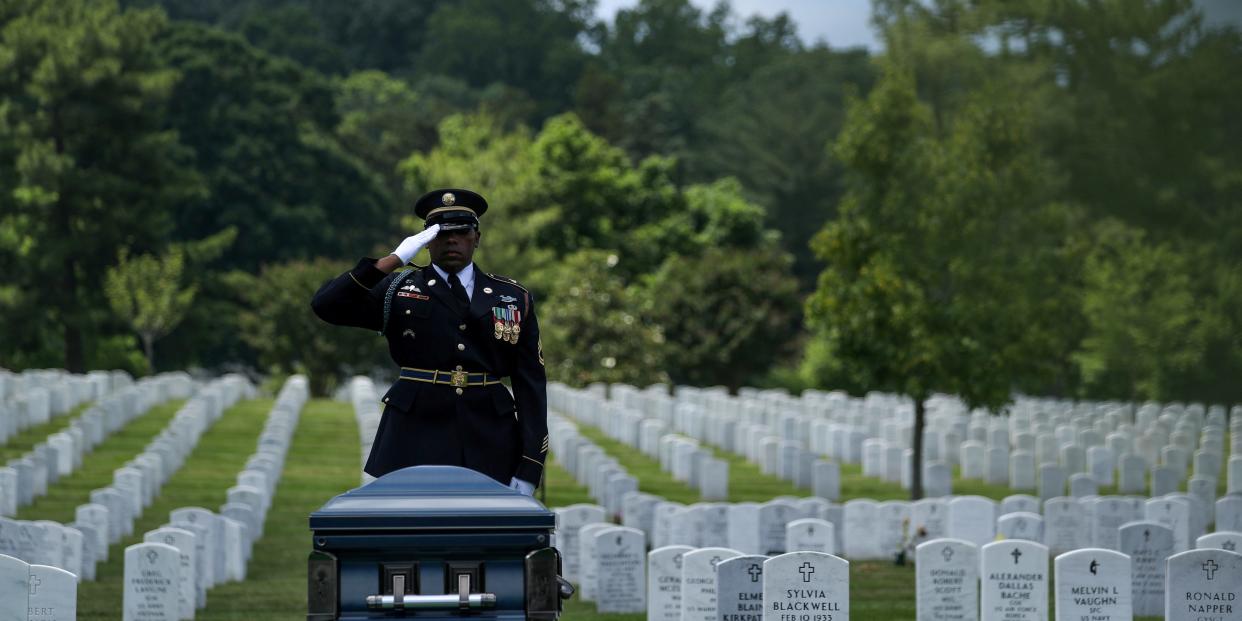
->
594, 0, 1241, 52
594, 0, 881, 50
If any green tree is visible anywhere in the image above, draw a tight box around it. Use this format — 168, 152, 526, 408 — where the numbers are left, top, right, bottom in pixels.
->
102, 227, 236, 372
415, 0, 592, 119
805, 66, 1078, 499
233, 259, 386, 396
0, 0, 202, 371
641, 245, 800, 389
537, 250, 668, 387
154, 22, 389, 272
1074, 220, 1235, 401
693, 48, 875, 284
104, 247, 196, 371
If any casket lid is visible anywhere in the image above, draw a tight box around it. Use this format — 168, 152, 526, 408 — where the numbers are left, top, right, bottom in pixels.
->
309, 466, 555, 531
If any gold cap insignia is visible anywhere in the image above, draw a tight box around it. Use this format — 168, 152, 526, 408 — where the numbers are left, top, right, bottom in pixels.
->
441, 192, 456, 206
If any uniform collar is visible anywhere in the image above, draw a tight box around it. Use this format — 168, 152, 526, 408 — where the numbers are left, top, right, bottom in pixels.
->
431, 262, 475, 295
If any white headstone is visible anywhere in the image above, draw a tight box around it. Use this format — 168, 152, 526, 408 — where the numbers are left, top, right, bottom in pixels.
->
144, 527, 197, 619
715, 555, 767, 621
1163, 548, 1242, 621
1053, 548, 1131, 621
785, 519, 835, 555
680, 547, 743, 621
947, 497, 995, 547
843, 499, 880, 559
553, 504, 606, 584
1196, 531, 1242, 552
647, 545, 693, 621
593, 527, 645, 613
980, 540, 1049, 621
0, 553, 29, 621
123, 542, 180, 621
761, 551, 848, 621
28, 564, 77, 621
576, 522, 612, 602
915, 538, 978, 621
1145, 496, 1193, 552
1044, 498, 1088, 555
997, 512, 1044, 543
1118, 521, 1173, 617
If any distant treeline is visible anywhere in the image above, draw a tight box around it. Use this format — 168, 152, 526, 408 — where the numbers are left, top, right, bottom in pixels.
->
1, 0, 1239, 404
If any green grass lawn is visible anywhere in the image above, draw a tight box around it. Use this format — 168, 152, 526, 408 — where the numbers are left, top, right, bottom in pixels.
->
16, 399, 185, 524
197, 399, 360, 620
555, 415, 1168, 621
12, 396, 1204, 620
0, 401, 94, 463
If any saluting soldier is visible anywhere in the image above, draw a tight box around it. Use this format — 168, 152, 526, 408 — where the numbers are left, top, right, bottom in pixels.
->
311, 188, 547, 496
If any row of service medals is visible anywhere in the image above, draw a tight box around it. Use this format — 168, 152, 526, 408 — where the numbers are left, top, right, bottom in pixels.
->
492, 307, 521, 344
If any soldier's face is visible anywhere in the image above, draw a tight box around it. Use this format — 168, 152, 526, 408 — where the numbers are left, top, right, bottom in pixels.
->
428, 228, 479, 272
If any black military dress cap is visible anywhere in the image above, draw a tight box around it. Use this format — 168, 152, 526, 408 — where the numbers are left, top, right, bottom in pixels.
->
414, 188, 489, 231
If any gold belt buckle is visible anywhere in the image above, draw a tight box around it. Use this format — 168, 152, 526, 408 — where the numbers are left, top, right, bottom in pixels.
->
450, 370, 468, 388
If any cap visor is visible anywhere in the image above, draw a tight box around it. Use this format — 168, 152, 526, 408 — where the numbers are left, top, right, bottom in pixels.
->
436, 222, 476, 231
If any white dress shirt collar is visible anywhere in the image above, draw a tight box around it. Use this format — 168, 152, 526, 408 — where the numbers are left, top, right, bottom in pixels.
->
432, 262, 475, 300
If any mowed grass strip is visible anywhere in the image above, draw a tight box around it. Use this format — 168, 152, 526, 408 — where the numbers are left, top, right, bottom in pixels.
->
0, 401, 94, 463
572, 420, 701, 504
65, 398, 273, 620
198, 398, 361, 620
542, 456, 593, 507
16, 400, 185, 524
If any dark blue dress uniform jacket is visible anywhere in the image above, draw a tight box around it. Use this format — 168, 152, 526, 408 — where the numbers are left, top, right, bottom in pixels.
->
310, 258, 548, 486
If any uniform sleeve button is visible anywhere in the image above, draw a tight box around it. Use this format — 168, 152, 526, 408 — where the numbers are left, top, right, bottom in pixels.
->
383, 397, 389, 403
455, 388, 463, 396
405, 309, 411, 315
459, 324, 467, 330
457, 343, 465, 351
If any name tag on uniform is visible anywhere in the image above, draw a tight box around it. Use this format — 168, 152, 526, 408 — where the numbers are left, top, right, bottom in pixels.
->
397, 292, 429, 300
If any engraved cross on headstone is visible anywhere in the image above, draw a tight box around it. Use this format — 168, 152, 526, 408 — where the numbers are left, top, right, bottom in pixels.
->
1202, 559, 1219, 580
799, 562, 815, 582
748, 563, 762, 583
1011, 548, 1023, 564
28, 575, 40, 595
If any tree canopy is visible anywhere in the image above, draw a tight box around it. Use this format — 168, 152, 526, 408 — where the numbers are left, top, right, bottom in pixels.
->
1, 0, 1239, 406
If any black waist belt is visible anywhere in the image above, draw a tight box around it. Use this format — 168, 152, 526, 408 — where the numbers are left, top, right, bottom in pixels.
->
399, 367, 501, 388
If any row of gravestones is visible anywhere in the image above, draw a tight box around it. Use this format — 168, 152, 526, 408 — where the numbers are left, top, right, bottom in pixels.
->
120, 375, 306, 621
1, 373, 196, 517
558, 382, 1241, 502
794, 387, 1238, 499
560, 516, 1242, 621
550, 410, 1242, 561
0, 369, 124, 443
344, 377, 381, 485
0, 376, 251, 581
551, 383, 1240, 525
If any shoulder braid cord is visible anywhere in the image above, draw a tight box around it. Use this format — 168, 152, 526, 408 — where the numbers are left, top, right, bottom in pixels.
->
380, 269, 419, 335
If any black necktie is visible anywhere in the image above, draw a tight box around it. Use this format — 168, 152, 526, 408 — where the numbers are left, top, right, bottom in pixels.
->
447, 271, 469, 306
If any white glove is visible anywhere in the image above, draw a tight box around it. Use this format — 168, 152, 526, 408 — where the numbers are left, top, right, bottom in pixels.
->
509, 477, 536, 496
391, 224, 440, 263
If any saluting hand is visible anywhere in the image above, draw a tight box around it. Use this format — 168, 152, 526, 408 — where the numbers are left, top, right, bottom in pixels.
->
391, 224, 440, 264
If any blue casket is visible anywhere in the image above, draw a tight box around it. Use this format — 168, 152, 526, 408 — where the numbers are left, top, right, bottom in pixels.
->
307, 466, 570, 620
